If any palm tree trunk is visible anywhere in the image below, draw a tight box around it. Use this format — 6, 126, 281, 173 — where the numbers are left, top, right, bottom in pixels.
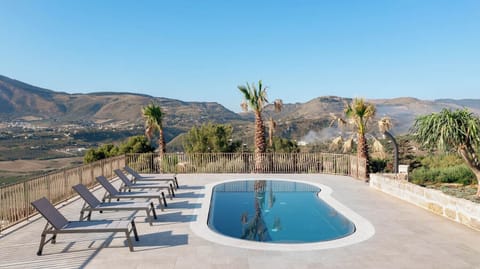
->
357, 133, 370, 178
459, 148, 480, 196
158, 128, 166, 155
254, 111, 266, 172
268, 125, 273, 148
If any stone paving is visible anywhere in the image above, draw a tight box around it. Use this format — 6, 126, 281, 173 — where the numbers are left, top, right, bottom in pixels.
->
0, 174, 479, 269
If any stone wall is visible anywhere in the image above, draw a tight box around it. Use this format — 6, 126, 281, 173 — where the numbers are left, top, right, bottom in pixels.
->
370, 174, 480, 231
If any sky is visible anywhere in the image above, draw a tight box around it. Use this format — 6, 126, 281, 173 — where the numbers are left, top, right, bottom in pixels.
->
1, 0, 480, 112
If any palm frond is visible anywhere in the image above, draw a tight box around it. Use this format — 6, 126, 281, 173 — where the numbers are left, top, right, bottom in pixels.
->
329, 136, 343, 151
342, 137, 354, 153
274, 99, 283, 112
378, 117, 393, 133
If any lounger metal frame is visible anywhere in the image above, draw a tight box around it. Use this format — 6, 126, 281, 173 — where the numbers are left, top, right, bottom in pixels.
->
124, 165, 179, 189
72, 184, 157, 225
96, 176, 168, 209
31, 197, 139, 255
114, 169, 175, 199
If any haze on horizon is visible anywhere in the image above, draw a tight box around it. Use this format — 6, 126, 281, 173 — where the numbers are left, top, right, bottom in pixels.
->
1, 1, 479, 112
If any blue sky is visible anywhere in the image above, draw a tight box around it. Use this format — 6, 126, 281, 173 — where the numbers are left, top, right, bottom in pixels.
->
1, 0, 479, 112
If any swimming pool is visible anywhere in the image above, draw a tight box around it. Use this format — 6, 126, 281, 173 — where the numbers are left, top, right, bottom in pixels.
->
191, 177, 375, 251
208, 180, 355, 243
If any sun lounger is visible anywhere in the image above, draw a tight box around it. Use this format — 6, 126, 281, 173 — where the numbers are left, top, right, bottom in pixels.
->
124, 165, 179, 189
114, 169, 175, 199
72, 184, 157, 225
96, 175, 167, 209
31, 197, 139, 255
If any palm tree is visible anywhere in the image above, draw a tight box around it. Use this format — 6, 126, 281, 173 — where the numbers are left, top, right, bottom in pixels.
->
238, 80, 269, 172
411, 108, 480, 196
267, 117, 276, 148
241, 180, 269, 241
268, 99, 283, 148
378, 117, 399, 173
141, 102, 166, 155
344, 98, 376, 176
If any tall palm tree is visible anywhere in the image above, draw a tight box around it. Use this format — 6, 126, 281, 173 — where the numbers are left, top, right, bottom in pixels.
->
267, 99, 283, 148
267, 118, 276, 148
141, 102, 166, 154
411, 108, 480, 196
378, 117, 399, 173
238, 81, 269, 172
344, 98, 376, 176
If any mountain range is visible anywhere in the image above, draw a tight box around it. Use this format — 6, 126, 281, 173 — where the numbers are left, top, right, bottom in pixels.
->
1, 74, 480, 143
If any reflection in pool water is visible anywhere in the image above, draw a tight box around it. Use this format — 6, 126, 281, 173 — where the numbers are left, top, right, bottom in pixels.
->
207, 180, 356, 243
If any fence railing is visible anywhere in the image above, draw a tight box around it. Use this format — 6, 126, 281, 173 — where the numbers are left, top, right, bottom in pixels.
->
0, 155, 125, 232
125, 152, 366, 178
0, 152, 365, 232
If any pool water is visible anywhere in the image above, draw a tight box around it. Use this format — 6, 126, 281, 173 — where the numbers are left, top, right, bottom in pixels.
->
207, 180, 356, 243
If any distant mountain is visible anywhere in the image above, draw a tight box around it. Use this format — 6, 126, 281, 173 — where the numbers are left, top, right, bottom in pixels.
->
1, 74, 480, 143
0, 75, 243, 129
370, 97, 480, 135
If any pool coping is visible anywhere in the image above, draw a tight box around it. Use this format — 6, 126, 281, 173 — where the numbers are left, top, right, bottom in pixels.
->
190, 177, 375, 251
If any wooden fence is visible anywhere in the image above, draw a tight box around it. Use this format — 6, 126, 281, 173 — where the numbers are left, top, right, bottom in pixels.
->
0, 152, 365, 232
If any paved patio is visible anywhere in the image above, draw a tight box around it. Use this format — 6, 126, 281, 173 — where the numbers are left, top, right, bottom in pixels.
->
0, 174, 479, 269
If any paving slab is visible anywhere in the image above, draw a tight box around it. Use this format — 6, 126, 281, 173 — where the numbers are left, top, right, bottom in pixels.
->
0, 174, 479, 269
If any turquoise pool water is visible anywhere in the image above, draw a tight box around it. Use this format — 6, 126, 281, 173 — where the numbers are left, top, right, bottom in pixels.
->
207, 180, 355, 243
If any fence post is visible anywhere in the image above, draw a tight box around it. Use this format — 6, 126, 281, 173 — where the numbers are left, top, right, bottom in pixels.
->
23, 181, 29, 221
64, 168, 68, 198
90, 164, 95, 186
79, 168, 83, 185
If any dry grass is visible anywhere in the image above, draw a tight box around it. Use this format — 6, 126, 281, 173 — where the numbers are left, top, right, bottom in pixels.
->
0, 157, 83, 185
429, 184, 480, 204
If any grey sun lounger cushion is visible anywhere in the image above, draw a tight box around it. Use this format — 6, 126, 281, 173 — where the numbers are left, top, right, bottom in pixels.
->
114, 169, 175, 199
31, 197, 139, 255
124, 165, 179, 189
72, 184, 157, 225
96, 175, 167, 209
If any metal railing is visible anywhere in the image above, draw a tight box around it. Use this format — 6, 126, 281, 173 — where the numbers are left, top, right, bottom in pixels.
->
0, 156, 125, 232
125, 152, 366, 177
0, 152, 365, 232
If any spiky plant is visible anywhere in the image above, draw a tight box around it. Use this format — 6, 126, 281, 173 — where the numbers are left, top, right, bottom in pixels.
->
411, 108, 480, 196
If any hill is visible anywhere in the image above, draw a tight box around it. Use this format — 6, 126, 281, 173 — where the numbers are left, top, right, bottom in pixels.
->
0, 75, 243, 130
2, 74, 480, 143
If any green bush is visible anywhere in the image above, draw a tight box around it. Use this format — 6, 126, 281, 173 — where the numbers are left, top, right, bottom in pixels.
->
411, 164, 474, 185
84, 135, 154, 164
410, 167, 441, 185
420, 154, 464, 168
370, 158, 388, 173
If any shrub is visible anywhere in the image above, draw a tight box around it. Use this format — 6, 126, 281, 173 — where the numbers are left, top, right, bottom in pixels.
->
370, 158, 388, 173
410, 164, 474, 185
84, 135, 154, 164
420, 154, 464, 168
437, 165, 474, 185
